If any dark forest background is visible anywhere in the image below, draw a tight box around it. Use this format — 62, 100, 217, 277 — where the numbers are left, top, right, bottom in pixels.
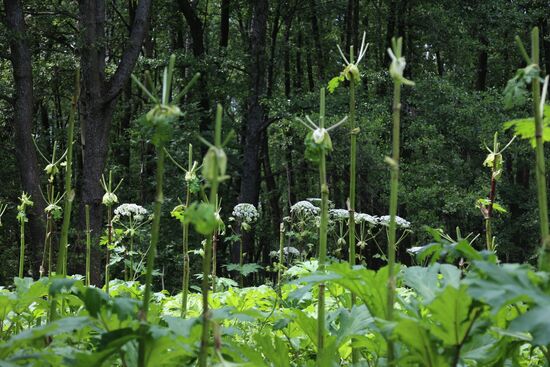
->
1, 0, 549, 290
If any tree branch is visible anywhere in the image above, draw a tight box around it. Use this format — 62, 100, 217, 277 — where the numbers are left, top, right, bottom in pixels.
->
103, 0, 152, 104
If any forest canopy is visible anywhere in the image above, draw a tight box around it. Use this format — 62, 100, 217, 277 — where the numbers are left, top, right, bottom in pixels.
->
1, 1, 550, 365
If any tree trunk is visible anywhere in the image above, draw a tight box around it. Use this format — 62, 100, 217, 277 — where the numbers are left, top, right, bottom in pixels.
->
295, 28, 303, 92
220, 0, 230, 48
237, 0, 269, 262
78, 0, 152, 285
178, 0, 211, 137
4, 0, 46, 277
475, 34, 488, 91
308, 0, 324, 80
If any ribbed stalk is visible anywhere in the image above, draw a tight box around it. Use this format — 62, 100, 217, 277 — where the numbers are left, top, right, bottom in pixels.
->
181, 145, 192, 318
57, 69, 79, 276
19, 219, 25, 278
347, 46, 360, 364
386, 38, 406, 367
85, 205, 91, 286
530, 27, 550, 271
317, 88, 329, 363
198, 105, 223, 367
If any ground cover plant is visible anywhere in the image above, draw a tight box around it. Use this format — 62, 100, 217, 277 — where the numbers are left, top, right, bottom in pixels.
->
1, 1, 550, 366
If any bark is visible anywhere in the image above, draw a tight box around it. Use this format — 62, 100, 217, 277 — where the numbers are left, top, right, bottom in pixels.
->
4, 0, 46, 277
295, 28, 303, 92
178, 0, 210, 136
541, 17, 550, 75
475, 34, 488, 91
308, 0, 324, 80
79, 0, 152, 285
283, 11, 293, 98
237, 0, 269, 262
220, 0, 230, 48
261, 133, 281, 231
384, 0, 398, 64
266, 1, 282, 98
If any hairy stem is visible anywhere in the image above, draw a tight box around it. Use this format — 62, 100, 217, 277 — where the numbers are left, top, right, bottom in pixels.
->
198, 104, 223, 367
57, 69, 79, 276
387, 38, 404, 367
85, 205, 91, 287
530, 27, 550, 270
317, 88, 328, 362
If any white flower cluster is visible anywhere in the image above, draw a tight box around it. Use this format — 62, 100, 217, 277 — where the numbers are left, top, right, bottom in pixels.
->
291, 201, 320, 217
269, 246, 300, 258
354, 213, 379, 225
330, 209, 350, 221
378, 215, 411, 228
114, 203, 148, 222
232, 203, 259, 224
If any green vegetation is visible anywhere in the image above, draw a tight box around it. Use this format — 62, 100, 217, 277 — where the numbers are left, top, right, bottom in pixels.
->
1, 0, 550, 366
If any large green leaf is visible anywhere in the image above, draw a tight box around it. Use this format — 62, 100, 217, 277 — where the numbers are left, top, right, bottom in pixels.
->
465, 262, 550, 312
509, 305, 550, 346
394, 316, 446, 366
427, 285, 479, 346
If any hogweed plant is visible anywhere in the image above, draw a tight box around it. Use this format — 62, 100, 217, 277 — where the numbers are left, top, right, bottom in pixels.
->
181, 104, 231, 367
385, 36, 414, 366
331, 32, 368, 274
329, 209, 349, 257
131, 54, 200, 367
297, 87, 347, 360
57, 70, 80, 276
17, 192, 33, 278
112, 203, 150, 280
354, 213, 380, 263
168, 143, 200, 317
504, 27, 550, 270
229, 202, 259, 286
33, 139, 66, 277
477, 132, 515, 252
100, 171, 122, 294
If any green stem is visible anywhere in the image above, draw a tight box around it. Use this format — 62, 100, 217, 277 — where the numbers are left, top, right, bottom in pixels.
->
348, 45, 360, 365
198, 104, 223, 367
239, 235, 244, 287
57, 69, 79, 276
138, 146, 165, 367
141, 147, 165, 319
277, 222, 284, 295
182, 144, 192, 317
387, 40, 403, 367
317, 88, 329, 363
105, 209, 112, 294
85, 205, 91, 287
530, 27, 550, 270
19, 220, 25, 278
181, 220, 190, 317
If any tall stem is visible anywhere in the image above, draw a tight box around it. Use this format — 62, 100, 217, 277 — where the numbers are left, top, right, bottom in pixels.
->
181, 144, 193, 317
348, 46, 357, 267
347, 45, 360, 365
277, 222, 284, 294
531, 27, 550, 270
105, 209, 112, 294
317, 88, 329, 363
141, 147, 165, 319
199, 104, 223, 367
57, 69, 79, 276
19, 220, 25, 278
85, 205, 91, 286
386, 40, 403, 367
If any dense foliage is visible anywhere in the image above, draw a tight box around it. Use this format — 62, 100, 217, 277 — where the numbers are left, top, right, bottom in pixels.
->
1, 0, 550, 366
